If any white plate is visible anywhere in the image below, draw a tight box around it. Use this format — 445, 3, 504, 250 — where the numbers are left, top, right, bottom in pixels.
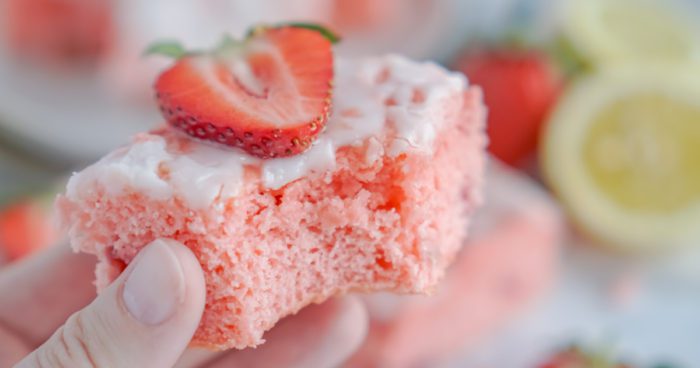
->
0, 51, 159, 163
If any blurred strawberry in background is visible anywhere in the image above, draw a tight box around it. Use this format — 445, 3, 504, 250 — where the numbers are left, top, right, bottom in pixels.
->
332, 0, 399, 31
0, 196, 58, 263
455, 48, 562, 167
4, 0, 113, 66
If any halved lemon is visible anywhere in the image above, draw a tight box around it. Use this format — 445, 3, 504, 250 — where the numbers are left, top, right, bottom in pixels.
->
564, 0, 700, 68
542, 67, 700, 250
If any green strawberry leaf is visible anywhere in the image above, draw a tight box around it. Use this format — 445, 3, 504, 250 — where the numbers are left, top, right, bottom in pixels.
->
144, 41, 188, 58
286, 22, 341, 44
246, 22, 342, 44
548, 35, 589, 78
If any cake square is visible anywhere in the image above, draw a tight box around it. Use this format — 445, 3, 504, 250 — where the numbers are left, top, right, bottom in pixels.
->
58, 55, 486, 350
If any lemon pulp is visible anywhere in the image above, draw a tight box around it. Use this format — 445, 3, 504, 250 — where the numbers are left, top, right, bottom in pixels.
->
583, 93, 700, 213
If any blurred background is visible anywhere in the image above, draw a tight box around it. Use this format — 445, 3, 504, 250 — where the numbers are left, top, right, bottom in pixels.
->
0, 0, 699, 366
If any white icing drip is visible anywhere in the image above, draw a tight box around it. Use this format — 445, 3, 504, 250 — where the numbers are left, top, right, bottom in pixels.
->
67, 138, 174, 200
262, 139, 336, 189
168, 143, 256, 208
67, 55, 467, 208
66, 135, 257, 208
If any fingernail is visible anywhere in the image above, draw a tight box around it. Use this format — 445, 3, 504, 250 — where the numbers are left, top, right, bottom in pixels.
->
122, 239, 186, 325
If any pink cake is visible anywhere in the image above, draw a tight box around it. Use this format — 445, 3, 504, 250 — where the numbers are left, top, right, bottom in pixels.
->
345, 161, 562, 367
57, 55, 486, 350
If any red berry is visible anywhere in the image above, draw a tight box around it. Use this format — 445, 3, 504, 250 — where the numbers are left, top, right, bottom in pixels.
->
455, 49, 561, 166
0, 201, 57, 262
154, 25, 335, 159
332, 0, 399, 31
4, 0, 113, 65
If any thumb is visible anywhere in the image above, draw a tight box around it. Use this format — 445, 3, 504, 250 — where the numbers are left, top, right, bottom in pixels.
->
17, 239, 206, 368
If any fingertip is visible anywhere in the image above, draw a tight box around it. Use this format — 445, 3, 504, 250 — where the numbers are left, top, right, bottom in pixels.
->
153, 239, 206, 314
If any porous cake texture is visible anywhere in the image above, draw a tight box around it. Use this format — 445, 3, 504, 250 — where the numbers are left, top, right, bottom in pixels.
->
58, 55, 486, 350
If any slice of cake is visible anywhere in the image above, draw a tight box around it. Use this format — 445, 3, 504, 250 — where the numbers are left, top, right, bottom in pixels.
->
57, 24, 486, 350
346, 161, 563, 367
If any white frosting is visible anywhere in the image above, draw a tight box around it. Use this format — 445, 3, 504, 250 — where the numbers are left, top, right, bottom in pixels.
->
66, 136, 257, 208
68, 55, 466, 208
167, 143, 255, 208
261, 139, 336, 189
67, 139, 174, 201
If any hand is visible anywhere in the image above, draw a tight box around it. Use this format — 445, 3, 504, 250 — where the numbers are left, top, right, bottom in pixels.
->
0, 239, 368, 367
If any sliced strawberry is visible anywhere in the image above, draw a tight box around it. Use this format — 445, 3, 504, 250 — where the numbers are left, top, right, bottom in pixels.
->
154, 25, 336, 158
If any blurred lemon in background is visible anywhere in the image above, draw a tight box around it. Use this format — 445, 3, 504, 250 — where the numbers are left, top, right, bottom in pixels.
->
542, 68, 700, 250
564, 0, 700, 68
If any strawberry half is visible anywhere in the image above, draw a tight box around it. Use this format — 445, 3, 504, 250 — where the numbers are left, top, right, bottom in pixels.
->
152, 24, 338, 158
